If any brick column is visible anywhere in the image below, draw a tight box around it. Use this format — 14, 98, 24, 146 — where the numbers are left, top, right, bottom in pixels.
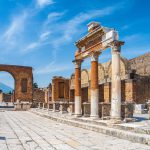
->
111, 44, 122, 121
74, 60, 82, 117
90, 52, 100, 118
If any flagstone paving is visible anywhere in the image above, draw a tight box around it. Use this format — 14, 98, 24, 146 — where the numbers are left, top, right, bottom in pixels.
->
0, 111, 150, 150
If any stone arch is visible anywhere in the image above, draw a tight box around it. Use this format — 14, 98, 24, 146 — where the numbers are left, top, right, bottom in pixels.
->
0, 64, 33, 102
98, 64, 105, 81
107, 57, 130, 79
81, 69, 89, 86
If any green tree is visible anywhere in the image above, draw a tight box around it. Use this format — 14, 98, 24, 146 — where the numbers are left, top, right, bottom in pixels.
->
33, 82, 38, 88
8, 91, 12, 94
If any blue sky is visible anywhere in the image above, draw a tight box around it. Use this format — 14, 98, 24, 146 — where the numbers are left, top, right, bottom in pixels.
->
0, 0, 150, 88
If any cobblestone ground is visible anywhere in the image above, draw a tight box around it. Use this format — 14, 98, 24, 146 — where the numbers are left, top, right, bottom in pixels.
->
0, 111, 150, 150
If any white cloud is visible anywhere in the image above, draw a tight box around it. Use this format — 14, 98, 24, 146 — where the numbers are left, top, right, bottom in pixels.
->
49, 5, 120, 49
35, 62, 73, 74
40, 31, 51, 41
36, 0, 54, 8
22, 11, 64, 54
22, 42, 40, 53
3, 12, 28, 42
48, 12, 64, 20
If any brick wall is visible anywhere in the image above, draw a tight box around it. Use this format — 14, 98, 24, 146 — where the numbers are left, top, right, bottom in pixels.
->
33, 88, 45, 102
69, 53, 150, 104
52, 76, 69, 101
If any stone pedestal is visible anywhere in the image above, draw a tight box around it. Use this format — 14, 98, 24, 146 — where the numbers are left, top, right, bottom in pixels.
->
39, 102, 42, 109
59, 102, 69, 114
44, 103, 48, 109
83, 102, 90, 117
67, 102, 75, 115
14, 102, 22, 111
122, 102, 134, 118
99, 102, 111, 119
53, 101, 60, 112
42, 103, 45, 109
14, 101, 32, 111
48, 102, 53, 110
22, 102, 32, 110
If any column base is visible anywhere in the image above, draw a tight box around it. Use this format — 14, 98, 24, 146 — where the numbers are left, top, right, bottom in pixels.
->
90, 115, 99, 119
74, 114, 82, 117
110, 117, 122, 124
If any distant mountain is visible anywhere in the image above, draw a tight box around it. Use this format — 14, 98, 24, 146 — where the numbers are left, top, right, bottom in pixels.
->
0, 82, 13, 93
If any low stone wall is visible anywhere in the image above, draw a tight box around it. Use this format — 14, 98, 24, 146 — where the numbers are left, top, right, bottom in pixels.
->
83, 102, 134, 119
14, 102, 32, 111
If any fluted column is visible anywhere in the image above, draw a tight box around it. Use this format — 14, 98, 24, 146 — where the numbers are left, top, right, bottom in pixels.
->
90, 52, 100, 118
111, 43, 121, 121
74, 60, 82, 117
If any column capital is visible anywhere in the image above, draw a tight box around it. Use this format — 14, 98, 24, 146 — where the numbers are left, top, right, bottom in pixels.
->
90, 52, 101, 62
73, 59, 83, 68
111, 45, 121, 53
111, 41, 124, 53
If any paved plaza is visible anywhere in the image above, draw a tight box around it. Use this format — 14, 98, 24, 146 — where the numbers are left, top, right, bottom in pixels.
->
0, 111, 150, 150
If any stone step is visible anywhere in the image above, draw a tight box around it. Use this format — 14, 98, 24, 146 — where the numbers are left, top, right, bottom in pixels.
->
74, 117, 150, 135
30, 109, 150, 146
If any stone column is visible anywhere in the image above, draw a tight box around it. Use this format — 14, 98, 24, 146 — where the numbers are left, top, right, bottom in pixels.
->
74, 60, 82, 117
111, 43, 121, 121
52, 83, 55, 102
42, 103, 45, 109
90, 52, 100, 118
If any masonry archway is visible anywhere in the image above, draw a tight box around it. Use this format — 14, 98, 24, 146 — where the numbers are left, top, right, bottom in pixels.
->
0, 64, 33, 102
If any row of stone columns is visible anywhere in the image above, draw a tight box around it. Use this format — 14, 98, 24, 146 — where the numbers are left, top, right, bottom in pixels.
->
74, 42, 122, 121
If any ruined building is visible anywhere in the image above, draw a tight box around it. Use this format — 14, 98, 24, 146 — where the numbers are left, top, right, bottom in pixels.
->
70, 52, 150, 104
51, 22, 150, 120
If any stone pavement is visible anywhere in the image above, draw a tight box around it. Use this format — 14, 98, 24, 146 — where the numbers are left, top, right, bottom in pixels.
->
0, 111, 150, 150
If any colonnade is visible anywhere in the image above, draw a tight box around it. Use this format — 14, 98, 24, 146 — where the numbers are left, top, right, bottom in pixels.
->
74, 42, 122, 121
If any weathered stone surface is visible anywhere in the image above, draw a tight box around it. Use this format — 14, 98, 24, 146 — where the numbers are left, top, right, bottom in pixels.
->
52, 76, 69, 101
69, 53, 150, 104
0, 64, 33, 102
33, 88, 45, 102
1, 111, 150, 150
59, 102, 69, 113
130, 52, 150, 76
31, 109, 150, 147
